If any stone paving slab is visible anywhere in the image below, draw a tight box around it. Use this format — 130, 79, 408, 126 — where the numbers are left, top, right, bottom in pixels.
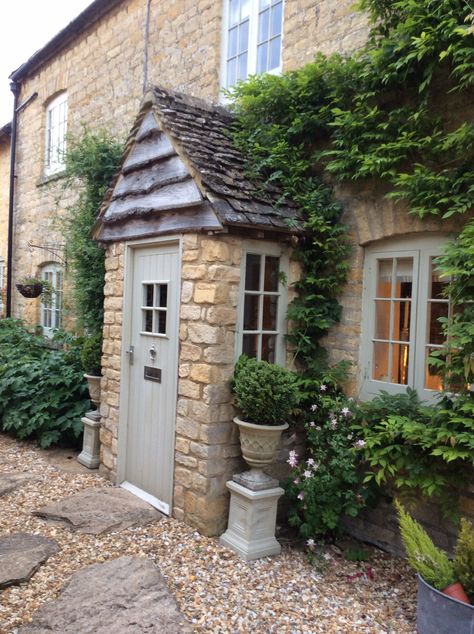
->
18, 556, 193, 633
0, 533, 60, 589
33, 487, 162, 534
0, 473, 35, 497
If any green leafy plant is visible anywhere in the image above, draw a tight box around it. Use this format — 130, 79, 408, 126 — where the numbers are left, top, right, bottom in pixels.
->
286, 372, 366, 538
454, 518, 474, 601
60, 128, 122, 350
0, 319, 90, 447
354, 389, 474, 516
232, 355, 298, 425
396, 500, 456, 590
80, 332, 103, 376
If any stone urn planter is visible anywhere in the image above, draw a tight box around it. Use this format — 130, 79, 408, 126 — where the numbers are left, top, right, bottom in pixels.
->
233, 416, 288, 490
84, 374, 101, 411
417, 574, 474, 634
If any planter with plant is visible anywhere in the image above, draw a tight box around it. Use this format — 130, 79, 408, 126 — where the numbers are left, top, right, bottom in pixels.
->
232, 355, 298, 490
396, 501, 474, 633
16, 277, 54, 302
80, 332, 103, 411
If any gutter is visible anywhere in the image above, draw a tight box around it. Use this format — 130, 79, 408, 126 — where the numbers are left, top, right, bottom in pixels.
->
6, 84, 38, 318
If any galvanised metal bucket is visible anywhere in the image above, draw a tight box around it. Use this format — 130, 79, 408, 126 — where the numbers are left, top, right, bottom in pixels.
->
417, 574, 474, 634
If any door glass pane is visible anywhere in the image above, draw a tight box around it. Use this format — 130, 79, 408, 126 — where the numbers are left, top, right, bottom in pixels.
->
264, 256, 279, 291
158, 311, 167, 335
143, 310, 153, 333
427, 302, 448, 345
395, 258, 413, 298
244, 294, 259, 330
262, 334, 276, 363
373, 342, 389, 381
393, 300, 411, 342
374, 300, 390, 340
245, 254, 261, 290
158, 284, 168, 308
263, 295, 278, 330
376, 259, 392, 298
242, 334, 258, 358
144, 284, 154, 307
391, 343, 409, 385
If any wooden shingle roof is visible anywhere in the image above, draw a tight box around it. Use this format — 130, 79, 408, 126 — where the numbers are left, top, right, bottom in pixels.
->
94, 86, 302, 242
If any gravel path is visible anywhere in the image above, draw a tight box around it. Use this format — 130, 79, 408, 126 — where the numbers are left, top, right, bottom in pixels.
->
0, 434, 416, 633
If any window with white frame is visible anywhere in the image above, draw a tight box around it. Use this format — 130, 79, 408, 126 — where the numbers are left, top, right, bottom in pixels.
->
237, 245, 288, 365
359, 235, 452, 402
0, 260, 4, 314
45, 92, 68, 175
41, 264, 63, 335
223, 0, 284, 89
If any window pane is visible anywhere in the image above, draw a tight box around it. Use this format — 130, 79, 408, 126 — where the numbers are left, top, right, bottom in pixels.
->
395, 258, 413, 298
239, 19, 249, 53
259, 0, 271, 8
245, 254, 261, 290
144, 284, 154, 307
243, 334, 258, 358
241, 0, 251, 18
374, 300, 390, 340
393, 300, 411, 341
229, 0, 240, 25
427, 302, 448, 345
158, 284, 168, 308
270, 2, 283, 37
373, 342, 389, 381
262, 334, 276, 363
264, 256, 279, 291
257, 43, 268, 73
263, 295, 278, 330
268, 36, 281, 70
228, 26, 238, 57
431, 260, 448, 299
258, 8, 270, 42
391, 343, 409, 384
227, 58, 237, 87
244, 294, 259, 330
238, 52, 248, 81
376, 259, 392, 298
158, 311, 167, 335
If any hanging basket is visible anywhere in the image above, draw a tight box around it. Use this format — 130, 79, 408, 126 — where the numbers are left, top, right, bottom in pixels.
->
16, 282, 43, 298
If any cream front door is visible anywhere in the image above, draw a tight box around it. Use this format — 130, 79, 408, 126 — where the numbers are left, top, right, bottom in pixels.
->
121, 242, 180, 514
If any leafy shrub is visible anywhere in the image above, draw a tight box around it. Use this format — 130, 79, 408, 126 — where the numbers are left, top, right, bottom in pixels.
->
81, 332, 103, 376
353, 389, 474, 517
454, 518, 474, 601
0, 320, 90, 447
232, 355, 298, 425
396, 501, 456, 591
286, 373, 366, 538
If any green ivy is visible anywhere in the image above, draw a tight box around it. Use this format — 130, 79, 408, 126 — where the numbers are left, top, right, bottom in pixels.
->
61, 128, 123, 336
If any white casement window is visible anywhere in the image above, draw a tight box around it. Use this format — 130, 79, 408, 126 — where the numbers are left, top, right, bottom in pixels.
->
45, 92, 68, 175
0, 260, 4, 314
359, 235, 452, 402
237, 243, 288, 365
222, 0, 284, 89
41, 264, 63, 336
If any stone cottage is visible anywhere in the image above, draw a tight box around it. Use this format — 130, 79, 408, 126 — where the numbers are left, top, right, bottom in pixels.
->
92, 85, 303, 534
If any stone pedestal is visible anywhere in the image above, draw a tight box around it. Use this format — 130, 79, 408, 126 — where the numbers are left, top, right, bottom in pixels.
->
77, 410, 101, 469
219, 480, 283, 561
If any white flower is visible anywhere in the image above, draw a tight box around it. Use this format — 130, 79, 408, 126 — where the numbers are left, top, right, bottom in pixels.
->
320, 384, 327, 392
307, 458, 316, 467
287, 450, 299, 468
311, 404, 318, 412
306, 538, 316, 549
330, 417, 338, 429
309, 421, 316, 427
341, 407, 350, 417
354, 439, 366, 449
303, 470, 312, 479
297, 491, 305, 501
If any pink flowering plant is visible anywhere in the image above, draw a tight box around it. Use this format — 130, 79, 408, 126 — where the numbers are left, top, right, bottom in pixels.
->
286, 372, 367, 539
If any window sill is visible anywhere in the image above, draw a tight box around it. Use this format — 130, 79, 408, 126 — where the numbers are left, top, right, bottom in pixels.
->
36, 169, 67, 187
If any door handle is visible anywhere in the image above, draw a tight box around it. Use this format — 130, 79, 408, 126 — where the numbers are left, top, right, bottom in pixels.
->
125, 345, 134, 365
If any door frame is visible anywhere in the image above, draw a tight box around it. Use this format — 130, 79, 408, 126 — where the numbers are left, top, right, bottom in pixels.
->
117, 234, 183, 513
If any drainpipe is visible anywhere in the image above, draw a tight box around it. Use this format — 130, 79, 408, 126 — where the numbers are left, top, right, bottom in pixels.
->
6, 81, 20, 318
6, 84, 38, 318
